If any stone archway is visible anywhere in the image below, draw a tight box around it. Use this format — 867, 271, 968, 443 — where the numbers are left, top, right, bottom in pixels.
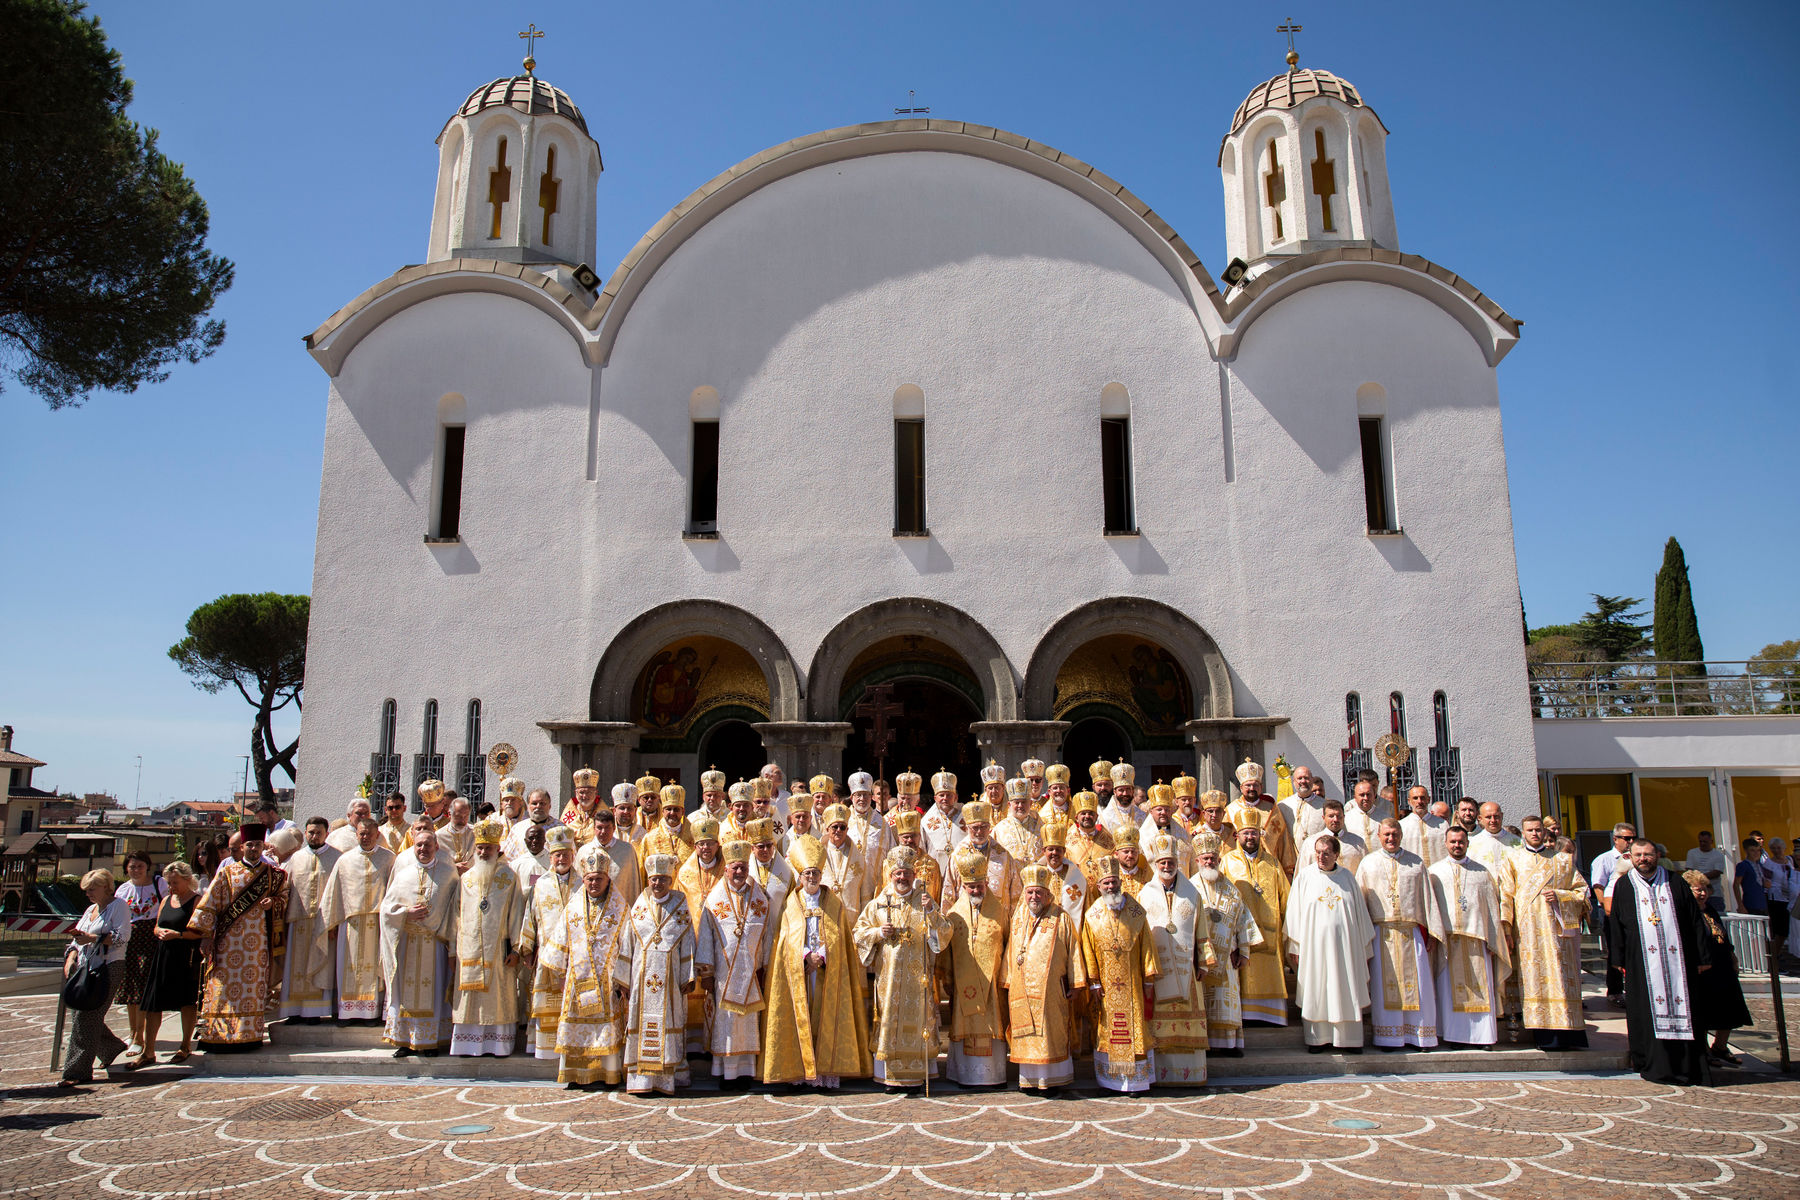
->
806, 598, 1019, 723
591, 600, 802, 722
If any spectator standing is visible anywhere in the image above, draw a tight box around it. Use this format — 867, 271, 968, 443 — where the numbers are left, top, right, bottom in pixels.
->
1732, 839, 1767, 916
1682, 832, 1729, 915
137, 861, 206, 1064
113, 852, 167, 1060
1682, 871, 1751, 1068
59, 870, 132, 1086
1590, 823, 1635, 1008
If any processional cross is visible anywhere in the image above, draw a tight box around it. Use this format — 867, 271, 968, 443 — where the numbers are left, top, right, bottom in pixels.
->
854, 684, 905, 780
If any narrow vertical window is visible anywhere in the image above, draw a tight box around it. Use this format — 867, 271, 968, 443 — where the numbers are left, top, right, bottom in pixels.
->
1263, 137, 1286, 241
538, 145, 560, 244
487, 138, 511, 239
436, 425, 466, 539
1358, 416, 1395, 532
894, 419, 926, 534
413, 699, 441, 806
459, 699, 485, 806
690, 420, 719, 532
1311, 129, 1337, 232
1101, 417, 1135, 533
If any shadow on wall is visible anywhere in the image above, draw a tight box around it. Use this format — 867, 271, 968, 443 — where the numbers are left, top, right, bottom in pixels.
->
601, 151, 1199, 477
428, 540, 481, 576
1107, 534, 1168, 575
686, 535, 741, 573
1370, 534, 1430, 573
897, 536, 952, 574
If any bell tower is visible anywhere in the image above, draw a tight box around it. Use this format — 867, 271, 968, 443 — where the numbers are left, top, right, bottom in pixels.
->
427, 31, 602, 268
1219, 29, 1397, 270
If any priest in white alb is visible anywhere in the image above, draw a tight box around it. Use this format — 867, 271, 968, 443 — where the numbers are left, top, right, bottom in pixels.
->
279, 816, 340, 1022
380, 821, 459, 1055
1423, 825, 1511, 1047
321, 815, 393, 1021
1399, 784, 1448, 868
1285, 833, 1375, 1052
1192, 829, 1259, 1053
449, 818, 525, 1056
695, 839, 777, 1085
1356, 817, 1442, 1049
614, 853, 696, 1095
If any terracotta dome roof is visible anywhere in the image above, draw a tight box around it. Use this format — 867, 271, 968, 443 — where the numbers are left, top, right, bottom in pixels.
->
451, 75, 589, 137
1228, 67, 1378, 136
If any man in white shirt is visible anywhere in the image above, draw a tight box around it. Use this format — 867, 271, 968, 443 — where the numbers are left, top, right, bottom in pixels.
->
1681, 830, 1729, 914
1589, 821, 1635, 1007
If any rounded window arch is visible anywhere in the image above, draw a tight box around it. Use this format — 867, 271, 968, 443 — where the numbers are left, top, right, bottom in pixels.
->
893, 383, 925, 419
1356, 382, 1387, 416
689, 385, 721, 420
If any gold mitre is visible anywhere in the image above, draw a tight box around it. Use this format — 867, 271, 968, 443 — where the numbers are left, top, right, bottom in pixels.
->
979, 760, 1005, 785
643, 853, 678, 878
895, 769, 923, 797
931, 768, 958, 794
1088, 759, 1114, 784
1235, 758, 1264, 787
1004, 777, 1031, 801
809, 774, 836, 798
745, 818, 776, 845
961, 799, 995, 826
953, 846, 990, 883
1171, 774, 1198, 799
575, 841, 616, 876
499, 775, 526, 799
473, 817, 506, 846
1234, 804, 1267, 830
700, 766, 726, 791
1020, 758, 1046, 779
689, 814, 720, 842
1093, 855, 1122, 881
544, 825, 575, 852
727, 781, 751, 804
635, 774, 663, 797
1113, 823, 1141, 847
1147, 783, 1176, 809
417, 778, 445, 802
1200, 788, 1229, 812
1144, 832, 1177, 863
1040, 819, 1070, 848
659, 784, 686, 810
721, 839, 752, 865
1020, 863, 1057, 891
1072, 790, 1099, 815
787, 789, 816, 812
821, 802, 852, 826
1045, 763, 1071, 786
572, 767, 600, 788
1110, 762, 1136, 788
751, 776, 773, 800
1193, 830, 1223, 856
884, 845, 920, 873
787, 833, 826, 873
891, 808, 922, 836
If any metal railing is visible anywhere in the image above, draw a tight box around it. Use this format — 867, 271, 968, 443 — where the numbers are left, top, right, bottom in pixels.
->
1528, 659, 1800, 719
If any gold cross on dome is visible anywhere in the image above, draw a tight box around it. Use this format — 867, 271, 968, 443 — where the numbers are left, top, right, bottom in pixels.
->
1278, 19, 1303, 70
519, 23, 545, 75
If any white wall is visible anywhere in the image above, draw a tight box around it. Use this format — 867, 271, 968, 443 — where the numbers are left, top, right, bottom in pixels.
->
1535, 716, 1800, 772
298, 147, 1533, 819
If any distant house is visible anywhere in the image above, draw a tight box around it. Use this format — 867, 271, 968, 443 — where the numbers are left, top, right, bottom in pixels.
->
148, 800, 236, 826
0, 724, 51, 838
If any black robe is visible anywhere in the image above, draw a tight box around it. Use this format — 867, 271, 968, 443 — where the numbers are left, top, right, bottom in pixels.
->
1607, 870, 1712, 1086
1693, 910, 1753, 1033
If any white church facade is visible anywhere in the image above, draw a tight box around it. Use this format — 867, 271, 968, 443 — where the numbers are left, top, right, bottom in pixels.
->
296, 55, 1531, 818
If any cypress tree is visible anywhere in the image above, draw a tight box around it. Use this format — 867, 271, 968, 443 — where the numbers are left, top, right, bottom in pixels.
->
1654, 538, 1705, 667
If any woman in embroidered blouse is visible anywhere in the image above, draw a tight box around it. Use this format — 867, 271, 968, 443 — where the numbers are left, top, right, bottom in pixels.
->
114, 851, 166, 1059
59, 870, 132, 1087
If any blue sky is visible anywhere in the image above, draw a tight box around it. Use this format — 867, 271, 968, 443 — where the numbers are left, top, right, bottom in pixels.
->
4, 0, 1795, 805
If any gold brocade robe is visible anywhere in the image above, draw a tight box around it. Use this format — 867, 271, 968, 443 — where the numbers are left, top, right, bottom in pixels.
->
761, 887, 870, 1083
378, 819, 410, 857
1354, 848, 1443, 1016
451, 858, 525, 1027
1139, 875, 1218, 1054
993, 813, 1043, 866
1228, 798, 1294, 876
942, 891, 1007, 1053
1498, 845, 1589, 1030
1082, 895, 1160, 1063
1221, 845, 1290, 1015
1194, 870, 1260, 1040
441, 823, 477, 873
1066, 824, 1116, 889
1425, 855, 1512, 1014
941, 839, 1023, 921
543, 884, 628, 1085
559, 801, 602, 846
913, 852, 946, 908
613, 891, 695, 1082
1117, 856, 1154, 897
854, 886, 949, 1084
640, 824, 696, 870
191, 859, 289, 1044
676, 852, 727, 1044
321, 845, 394, 1012
1003, 906, 1086, 1064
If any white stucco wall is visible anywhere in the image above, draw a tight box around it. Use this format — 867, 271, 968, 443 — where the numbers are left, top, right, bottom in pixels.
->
1535, 717, 1800, 772
298, 144, 1534, 819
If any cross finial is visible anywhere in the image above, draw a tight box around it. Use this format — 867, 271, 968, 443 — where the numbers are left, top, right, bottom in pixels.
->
519, 23, 545, 77
1278, 19, 1303, 72
893, 88, 931, 117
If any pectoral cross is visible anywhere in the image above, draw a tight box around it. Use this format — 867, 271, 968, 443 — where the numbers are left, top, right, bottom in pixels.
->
1310, 128, 1337, 232
519, 23, 545, 76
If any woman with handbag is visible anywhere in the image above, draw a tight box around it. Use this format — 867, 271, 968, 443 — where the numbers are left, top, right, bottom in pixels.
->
134, 861, 205, 1066
59, 869, 132, 1087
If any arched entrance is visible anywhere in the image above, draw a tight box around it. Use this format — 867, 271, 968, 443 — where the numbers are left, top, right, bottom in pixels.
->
699, 718, 766, 790
1049, 632, 1196, 782
628, 634, 772, 783
1062, 714, 1132, 775
834, 633, 987, 788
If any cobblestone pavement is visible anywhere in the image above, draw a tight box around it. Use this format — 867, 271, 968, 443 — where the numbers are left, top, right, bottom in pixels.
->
4, 996, 1797, 1200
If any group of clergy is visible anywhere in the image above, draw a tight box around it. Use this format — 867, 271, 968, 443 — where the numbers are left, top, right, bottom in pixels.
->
230, 752, 1624, 1095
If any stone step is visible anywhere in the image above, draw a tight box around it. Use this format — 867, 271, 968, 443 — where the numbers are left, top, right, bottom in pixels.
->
0, 966, 60, 997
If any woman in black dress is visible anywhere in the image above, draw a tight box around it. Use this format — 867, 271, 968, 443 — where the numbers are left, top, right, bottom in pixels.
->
135, 861, 205, 1065
1684, 871, 1754, 1067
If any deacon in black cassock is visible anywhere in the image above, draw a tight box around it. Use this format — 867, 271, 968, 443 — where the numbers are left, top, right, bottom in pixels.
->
1607, 839, 1711, 1087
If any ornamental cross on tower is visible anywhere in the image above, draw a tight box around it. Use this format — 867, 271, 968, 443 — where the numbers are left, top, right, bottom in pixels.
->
1278, 19, 1303, 71
519, 23, 545, 76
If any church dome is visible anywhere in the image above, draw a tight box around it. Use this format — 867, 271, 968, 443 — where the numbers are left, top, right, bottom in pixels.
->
1228, 67, 1375, 136
452, 75, 589, 137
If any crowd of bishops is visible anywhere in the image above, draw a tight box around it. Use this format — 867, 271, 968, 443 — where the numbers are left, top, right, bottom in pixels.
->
182, 754, 1739, 1093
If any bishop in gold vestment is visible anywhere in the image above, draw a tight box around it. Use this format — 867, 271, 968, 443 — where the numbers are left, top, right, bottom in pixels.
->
1005, 864, 1087, 1089
676, 815, 726, 1053
448, 820, 525, 1056
545, 841, 628, 1086
760, 836, 869, 1087
942, 847, 1008, 1086
614, 854, 696, 1094
1082, 855, 1161, 1092
1192, 830, 1260, 1050
1139, 833, 1217, 1084
854, 846, 949, 1088
1221, 815, 1290, 1025
516, 826, 578, 1058
191, 825, 289, 1045
1499, 817, 1590, 1049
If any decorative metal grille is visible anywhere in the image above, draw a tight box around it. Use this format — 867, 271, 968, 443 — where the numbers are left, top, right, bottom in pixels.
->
1429, 690, 1463, 806
456, 753, 486, 807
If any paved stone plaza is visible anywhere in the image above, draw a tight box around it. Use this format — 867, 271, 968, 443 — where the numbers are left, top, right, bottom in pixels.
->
4, 996, 1797, 1199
